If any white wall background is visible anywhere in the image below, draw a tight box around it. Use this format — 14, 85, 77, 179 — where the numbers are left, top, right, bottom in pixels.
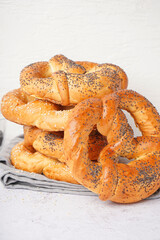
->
0, 0, 160, 135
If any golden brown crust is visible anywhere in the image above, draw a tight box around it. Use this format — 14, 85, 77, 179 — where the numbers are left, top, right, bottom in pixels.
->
11, 141, 79, 184
63, 90, 160, 203
23, 126, 107, 162
50, 55, 86, 74
20, 54, 128, 106
1, 89, 72, 131
117, 90, 160, 137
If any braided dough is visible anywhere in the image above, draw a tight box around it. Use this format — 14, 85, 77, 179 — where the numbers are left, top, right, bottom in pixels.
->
11, 141, 79, 184
20, 54, 128, 106
64, 90, 160, 203
23, 126, 107, 161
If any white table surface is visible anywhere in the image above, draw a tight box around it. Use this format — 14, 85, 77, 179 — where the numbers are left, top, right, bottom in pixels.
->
0, 181, 160, 240
0, 182, 160, 240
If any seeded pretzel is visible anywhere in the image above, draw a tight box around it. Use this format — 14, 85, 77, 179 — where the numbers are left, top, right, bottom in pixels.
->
20, 54, 128, 106
23, 126, 107, 162
11, 141, 78, 184
1, 88, 72, 131
64, 90, 160, 203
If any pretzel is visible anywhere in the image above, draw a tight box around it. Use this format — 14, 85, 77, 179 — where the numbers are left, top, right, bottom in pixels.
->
11, 141, 79, 184
1, 88, 73, 131
23, 126, 107, 161
20, 54, 128, 106
63, 90, 160, 203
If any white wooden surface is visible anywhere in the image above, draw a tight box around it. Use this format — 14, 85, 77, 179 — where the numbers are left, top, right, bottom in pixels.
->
0, 0, 160, 239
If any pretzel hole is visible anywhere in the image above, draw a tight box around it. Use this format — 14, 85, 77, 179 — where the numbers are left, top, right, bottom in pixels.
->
118, 156, 130, 164
88, 129, 108, 161
122, 110, 142, 137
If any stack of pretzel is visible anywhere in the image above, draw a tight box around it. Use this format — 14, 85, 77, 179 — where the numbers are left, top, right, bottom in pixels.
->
1, 54, 160, 203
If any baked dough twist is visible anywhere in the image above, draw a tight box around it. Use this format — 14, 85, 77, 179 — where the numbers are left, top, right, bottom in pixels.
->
11, 126, 107, 184
1, 89, 72, 131
23, 126, 107, 161
11, 141, 79, 184
20, 54, 128, 106
64, 90, 160, 203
